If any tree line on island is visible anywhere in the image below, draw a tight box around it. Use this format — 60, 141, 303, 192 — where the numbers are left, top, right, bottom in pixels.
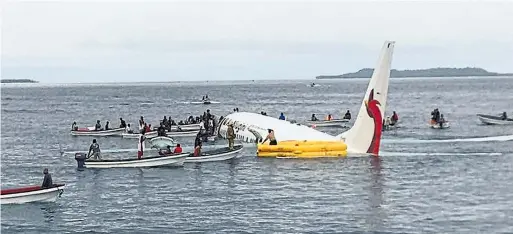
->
1, 79, 39, 83
316, 67, 513, 79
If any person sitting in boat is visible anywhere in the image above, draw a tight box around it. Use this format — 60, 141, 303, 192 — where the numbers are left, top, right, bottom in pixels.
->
144, 124, 152, 133
157, 123, 167, 136
262, 129, 277, 145
205, 95, 209, 101
343, 110, 351, 120
94, 120, 102, 131
311, 114, 319, 121
501, 112, 508, 120
173, 144, 183, 154
41, 168, 53, 189
88, 139, 101, 160
159, 145, 173, 155
439, 114, 446, 123
105, 121, 110, 130
125, 124, 134, 133
391, 111, 399, 125
202, 96, 205, 101
119, 118, 127, 128
279, 113, 286, 120
71, 121, 78, 131
384, 116, 391, 130
326, 114, 333, 121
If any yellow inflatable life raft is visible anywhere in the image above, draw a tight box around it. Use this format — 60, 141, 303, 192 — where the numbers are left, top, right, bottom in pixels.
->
257, 140, 348, 158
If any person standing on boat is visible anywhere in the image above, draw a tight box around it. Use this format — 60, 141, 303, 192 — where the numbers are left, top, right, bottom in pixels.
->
501, 112, 508, 120
139, 116, 145, 131
88, 139, 101, 160
279, 113, 286, 120
227, 123, 235, 150
138, 130, 146, 159
194, 133, 202, 156
343, 110, 351, 120
105, 121, 110, 130
94, 120, 102, 131
41, 168, 53, 189
119, 118, 127, 128
71, 121, 78, 131
391, 111, 399, 125
262, 129, 277, 145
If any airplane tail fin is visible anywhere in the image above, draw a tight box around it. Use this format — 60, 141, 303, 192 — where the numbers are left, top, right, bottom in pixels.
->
337, 41, 395, 155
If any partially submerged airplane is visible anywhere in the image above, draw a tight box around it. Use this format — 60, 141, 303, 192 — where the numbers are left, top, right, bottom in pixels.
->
217, 41, 395, 156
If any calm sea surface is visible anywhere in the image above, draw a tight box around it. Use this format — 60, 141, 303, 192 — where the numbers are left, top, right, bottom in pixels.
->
2, 77, 513, 233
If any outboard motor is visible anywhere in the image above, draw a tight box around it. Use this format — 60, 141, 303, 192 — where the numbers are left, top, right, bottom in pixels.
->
75, 153, 87, 170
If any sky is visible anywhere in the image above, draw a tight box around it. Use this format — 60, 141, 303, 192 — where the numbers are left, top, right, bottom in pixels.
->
2, 0, 513, 83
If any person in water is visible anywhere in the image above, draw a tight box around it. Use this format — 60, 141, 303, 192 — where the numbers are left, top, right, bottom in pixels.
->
95, 120, 102, 131
343, 110, 351, 120
174, 144, 183, 154
42, 168, 53, 189
311, 114, 319, 121
105, 121, 110, 130
88, 139, 101, 160
279, 113, 286, 120
227, 123, 235, 150
391, 111, 399, 125
119, 118, 127, 128
71, 121, 78, 131
262, 129, 277, 145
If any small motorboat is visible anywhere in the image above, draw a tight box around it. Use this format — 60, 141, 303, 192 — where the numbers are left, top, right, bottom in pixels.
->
304, 119, 349, 127
71, 127, 125, 136
1, 184, 65, 205
74, 152, 188, 168
477, 114, 513, 125
171, 124, 200, 131
190, 101, 221, 105
148, 136, 177, 149
185, 145, 243, 163
429, 120, 450, 129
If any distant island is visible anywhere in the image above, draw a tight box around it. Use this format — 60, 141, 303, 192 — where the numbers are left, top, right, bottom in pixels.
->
316, 67, 513, 79
1, 79, 39, 83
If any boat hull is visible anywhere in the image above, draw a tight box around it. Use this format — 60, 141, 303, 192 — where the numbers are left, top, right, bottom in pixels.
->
122, 131, 158, 139
185, 145, 243, 163
429, 122, 450, 129
1, 184, 65, 205
148, 136, 177, 149
167, 130, 199, 137
171, 124, 200, 131
71, 128, 125, 136
82, 153, 188, 168
477, 114, 513, 125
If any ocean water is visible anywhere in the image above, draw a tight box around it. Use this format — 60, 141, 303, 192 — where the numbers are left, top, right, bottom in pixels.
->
1, 77, 513, 233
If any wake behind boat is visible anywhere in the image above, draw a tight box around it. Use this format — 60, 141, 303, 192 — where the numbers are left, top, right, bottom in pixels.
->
185, 145, 243, 163
74, 152, 188, 168
477, 113, 513, 125
1, 184, 65, 205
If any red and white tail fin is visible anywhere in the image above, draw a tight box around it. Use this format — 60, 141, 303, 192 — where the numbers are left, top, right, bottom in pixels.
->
337, 41, 395, 156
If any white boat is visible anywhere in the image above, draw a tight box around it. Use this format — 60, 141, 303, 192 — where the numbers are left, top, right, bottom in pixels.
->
429, 121, 450, 129
1, 184, 65, 205
122, 131, 158, 139
185, 145, 243, 163
148, 136, 177, 149
167, 130, 199, 137
171, 124, 200, 131
74, 153, 188, 168
304, 119, 349, 127
190, 100, 221, 105
477, 114, 513, 125
71, 127, 125, 136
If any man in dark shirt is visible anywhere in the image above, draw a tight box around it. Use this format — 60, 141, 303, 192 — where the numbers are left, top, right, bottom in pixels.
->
42, 168, 53, 189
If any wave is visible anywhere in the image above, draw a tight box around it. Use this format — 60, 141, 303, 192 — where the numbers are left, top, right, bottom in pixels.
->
380, 151, 503, 157
382, 134, 513, 144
